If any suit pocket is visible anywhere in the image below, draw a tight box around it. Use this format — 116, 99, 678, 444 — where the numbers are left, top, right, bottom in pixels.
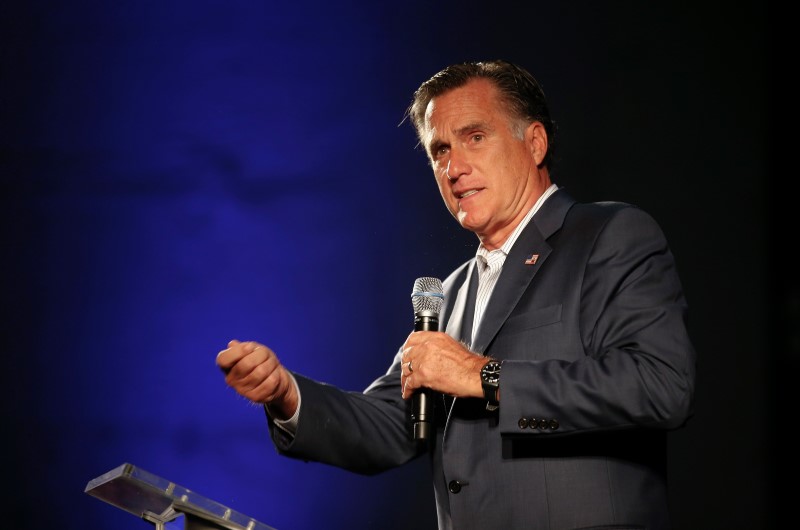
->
500, 304, 562, 335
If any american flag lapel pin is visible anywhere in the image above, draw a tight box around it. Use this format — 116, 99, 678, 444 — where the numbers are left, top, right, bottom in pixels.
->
524, 254, 539, 265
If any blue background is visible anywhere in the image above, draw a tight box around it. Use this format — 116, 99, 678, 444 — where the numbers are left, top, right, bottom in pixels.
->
2, 1, 783, 529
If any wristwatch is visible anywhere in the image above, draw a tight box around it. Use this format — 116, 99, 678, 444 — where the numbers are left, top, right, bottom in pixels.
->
480, 359, 502, 411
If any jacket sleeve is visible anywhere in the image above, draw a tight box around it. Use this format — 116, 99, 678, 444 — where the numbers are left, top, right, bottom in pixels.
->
498, 205, 696, 435
268, 348, 425, 475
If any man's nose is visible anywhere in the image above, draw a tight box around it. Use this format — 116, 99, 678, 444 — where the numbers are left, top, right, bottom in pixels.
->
446, 150, 469, 181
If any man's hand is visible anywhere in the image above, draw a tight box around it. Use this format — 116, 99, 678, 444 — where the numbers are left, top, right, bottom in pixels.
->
216, 340, 299, 420
399, 331, 486, 400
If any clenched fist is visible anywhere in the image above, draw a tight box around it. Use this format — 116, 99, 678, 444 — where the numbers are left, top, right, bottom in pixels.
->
216, 339, 299, 420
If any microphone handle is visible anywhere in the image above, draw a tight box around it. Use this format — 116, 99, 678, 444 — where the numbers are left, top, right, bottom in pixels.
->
414, 314, 438, 332
411, 313, 437, 441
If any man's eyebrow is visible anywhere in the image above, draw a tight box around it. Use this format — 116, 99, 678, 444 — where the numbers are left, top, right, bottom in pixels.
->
427, 121, 493, 154
455, 121, 491, 136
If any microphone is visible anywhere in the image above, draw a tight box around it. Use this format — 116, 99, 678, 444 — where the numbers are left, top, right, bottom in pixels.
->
409, 277, 444, 441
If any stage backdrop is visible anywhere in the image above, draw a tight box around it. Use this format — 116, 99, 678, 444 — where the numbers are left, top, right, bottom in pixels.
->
2, 1, 778, 529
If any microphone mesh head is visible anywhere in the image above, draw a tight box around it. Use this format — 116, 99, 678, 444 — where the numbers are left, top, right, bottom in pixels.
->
411, 277, 444, 315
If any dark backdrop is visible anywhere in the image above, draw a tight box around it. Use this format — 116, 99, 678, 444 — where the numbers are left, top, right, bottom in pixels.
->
2, 1, 783, 529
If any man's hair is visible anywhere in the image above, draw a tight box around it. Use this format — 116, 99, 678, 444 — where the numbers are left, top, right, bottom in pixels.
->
405, 59, 556, 169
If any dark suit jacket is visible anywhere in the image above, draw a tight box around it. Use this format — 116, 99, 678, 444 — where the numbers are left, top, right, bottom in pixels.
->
269, 189, 696, 530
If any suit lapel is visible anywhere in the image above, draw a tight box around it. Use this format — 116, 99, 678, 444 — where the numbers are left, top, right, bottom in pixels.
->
443, 189, 576, 433
471, 189, 576, 356
443, 261, 476, 342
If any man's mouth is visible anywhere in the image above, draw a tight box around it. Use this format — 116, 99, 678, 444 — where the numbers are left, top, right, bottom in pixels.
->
458, 189, 480, 199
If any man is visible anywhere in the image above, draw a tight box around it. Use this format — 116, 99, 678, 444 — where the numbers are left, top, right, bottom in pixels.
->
217, 60, 696, 529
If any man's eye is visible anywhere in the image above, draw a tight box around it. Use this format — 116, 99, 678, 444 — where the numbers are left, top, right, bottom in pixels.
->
436, 146, 450, 157
471, 134, 484, 142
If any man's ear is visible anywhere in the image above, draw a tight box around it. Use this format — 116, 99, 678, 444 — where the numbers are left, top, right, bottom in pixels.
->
525, 122, 548, 167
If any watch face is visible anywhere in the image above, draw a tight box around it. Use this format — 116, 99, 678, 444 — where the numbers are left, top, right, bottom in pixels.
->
481, 360, 501, 409
481, 361, 501, 384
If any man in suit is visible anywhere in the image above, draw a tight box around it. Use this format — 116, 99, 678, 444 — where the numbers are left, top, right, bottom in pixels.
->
216, 60, 696, 530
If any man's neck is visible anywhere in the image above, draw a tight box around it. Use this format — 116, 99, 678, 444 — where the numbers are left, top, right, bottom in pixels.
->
478, 182, 558, 252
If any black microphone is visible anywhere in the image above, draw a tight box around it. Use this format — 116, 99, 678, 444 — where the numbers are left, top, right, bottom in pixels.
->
410, 277, 444, 441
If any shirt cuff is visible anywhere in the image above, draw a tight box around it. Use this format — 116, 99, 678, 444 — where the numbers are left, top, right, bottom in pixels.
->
267, 372, 301, 436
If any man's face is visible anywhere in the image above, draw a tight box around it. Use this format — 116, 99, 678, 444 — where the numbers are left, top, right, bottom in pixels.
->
422, 78, 545, 249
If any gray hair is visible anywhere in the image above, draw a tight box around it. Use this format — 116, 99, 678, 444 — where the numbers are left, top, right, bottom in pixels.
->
405, 60, 556, 169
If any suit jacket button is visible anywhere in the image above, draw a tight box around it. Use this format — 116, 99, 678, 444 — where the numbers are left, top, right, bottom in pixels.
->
518, 418, 529, 429
448, 480, 462, 494
549, 419, 560, 430
529, 417, 538, 429
538, 419, 549, 429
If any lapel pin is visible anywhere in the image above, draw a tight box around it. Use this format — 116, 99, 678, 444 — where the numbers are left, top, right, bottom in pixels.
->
524, 254, 539, 265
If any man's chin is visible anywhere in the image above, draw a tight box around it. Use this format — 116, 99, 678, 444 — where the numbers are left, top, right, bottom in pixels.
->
456, 211, 482, 233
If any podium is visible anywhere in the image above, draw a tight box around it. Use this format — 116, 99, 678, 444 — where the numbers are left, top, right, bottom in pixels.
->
85, 463, 278, 530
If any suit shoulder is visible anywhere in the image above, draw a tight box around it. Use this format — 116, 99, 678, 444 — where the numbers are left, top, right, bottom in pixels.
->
561, 202, 668, 249
567, 203, 672, 256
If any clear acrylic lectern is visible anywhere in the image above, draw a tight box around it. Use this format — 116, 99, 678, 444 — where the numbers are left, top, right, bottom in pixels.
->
85, 463, 278, 530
